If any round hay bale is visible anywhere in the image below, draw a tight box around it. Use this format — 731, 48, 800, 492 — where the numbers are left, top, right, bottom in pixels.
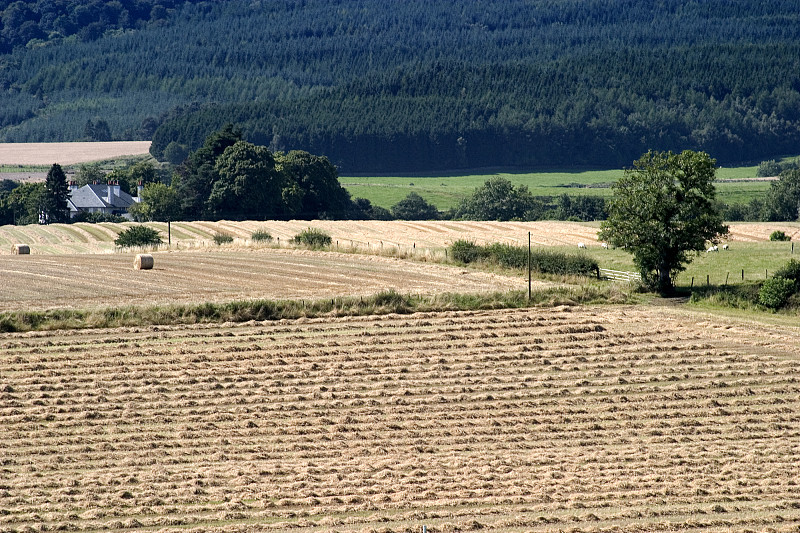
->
12, 244, 30, 255
134, 254, 154, 270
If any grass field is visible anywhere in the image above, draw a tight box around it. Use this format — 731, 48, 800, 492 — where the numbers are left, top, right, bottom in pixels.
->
340, 162, 773, 210
2, 305, 799, 532
567, 239, 800, 287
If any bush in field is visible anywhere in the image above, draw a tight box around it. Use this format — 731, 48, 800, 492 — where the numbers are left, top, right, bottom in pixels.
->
450, 240, 484, 263
292, 227, 332, 247
769, 230, 790, 241
757, 259, 800, 309
114, 225, 163, 247
251, 229, 273, 242
390, 192, 439, 220
758, 277, 796, 309
773, 259, 800, 286
449, 241, 599, 277
213, 232, 234, 245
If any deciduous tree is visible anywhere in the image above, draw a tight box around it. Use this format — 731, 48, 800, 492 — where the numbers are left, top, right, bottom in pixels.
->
128, 183, 181, 222
599, 150, 728, 294
454, 176, 535, 221
763, 169, 800, 221
391, 192, 439, 220
209, 140, 284, 217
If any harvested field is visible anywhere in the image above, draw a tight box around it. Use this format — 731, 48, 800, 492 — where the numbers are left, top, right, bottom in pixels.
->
0, 248, 526, 311
0, 141, 151, 165
1, 305, 799, 532
2, 221, 797, 256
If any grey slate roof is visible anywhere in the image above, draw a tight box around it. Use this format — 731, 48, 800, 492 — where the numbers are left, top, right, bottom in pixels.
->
68, 184, 136, 211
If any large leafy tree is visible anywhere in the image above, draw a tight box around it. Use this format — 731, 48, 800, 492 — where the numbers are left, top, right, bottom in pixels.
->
454, 176, 535, 221
41, 163, 70, 224
209, 140, 286, 218
763, 169, 800, 221
276, 150, 352, 218
128, 183, 181, 222
391, 192, 439, 220
3, 182, 44, 225
599, 150, 728, 294
174, 123, 242, 219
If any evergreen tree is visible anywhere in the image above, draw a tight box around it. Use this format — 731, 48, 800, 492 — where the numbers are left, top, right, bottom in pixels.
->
41, 163, 70, 224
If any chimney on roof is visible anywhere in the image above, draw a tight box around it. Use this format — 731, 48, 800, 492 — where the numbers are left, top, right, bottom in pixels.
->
69, 181, 78, 192
137, 180, 143, 197
106, 180, 119, 204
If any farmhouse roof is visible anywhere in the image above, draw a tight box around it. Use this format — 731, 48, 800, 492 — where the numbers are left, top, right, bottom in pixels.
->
68, 183, 135, 210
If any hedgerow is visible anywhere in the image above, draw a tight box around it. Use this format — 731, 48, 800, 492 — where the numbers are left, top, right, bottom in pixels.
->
449, 240, 599, 277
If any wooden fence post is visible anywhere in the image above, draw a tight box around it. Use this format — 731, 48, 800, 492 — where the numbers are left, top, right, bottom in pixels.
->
527, 232, 531, 301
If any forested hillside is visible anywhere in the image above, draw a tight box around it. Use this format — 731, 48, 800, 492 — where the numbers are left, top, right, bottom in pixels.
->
2, 0, 799, 171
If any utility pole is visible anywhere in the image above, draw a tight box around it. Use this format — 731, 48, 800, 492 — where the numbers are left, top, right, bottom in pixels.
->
528, 231, 531, 301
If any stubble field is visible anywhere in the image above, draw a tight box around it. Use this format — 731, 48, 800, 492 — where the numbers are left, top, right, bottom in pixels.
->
0, 142, 152, 166
0, 248, 526, 311
2, 305, 800, 532
1, 221, 798, 257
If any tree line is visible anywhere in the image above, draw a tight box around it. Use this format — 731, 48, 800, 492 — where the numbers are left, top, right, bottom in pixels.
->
0, 1, 799, 171
0, 0, 199, 53
3, 142, 800, 226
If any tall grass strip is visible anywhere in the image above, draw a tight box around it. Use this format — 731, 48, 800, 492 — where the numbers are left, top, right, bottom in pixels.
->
0, 286, 636, 333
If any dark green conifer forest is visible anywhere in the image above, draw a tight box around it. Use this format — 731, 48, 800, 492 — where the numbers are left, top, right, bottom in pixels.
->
1, 0, 799, 172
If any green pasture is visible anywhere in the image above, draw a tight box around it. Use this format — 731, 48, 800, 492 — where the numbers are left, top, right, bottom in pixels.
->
565, 241, 798, 288
0, 165, 48, 173
341, 161, 769, 210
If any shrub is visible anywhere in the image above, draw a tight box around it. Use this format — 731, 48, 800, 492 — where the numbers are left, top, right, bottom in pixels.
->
448, 241, 599, 277
72, 211, 126, 223
769, 230, 790, 241
292, 227, 332, 247
758, 277, 796, 309
213, 232, 234, 245
773, 259, 800, 285
757, 159, 782, 178
251, 229, 273, 242
114, 225, 163, 247
450, 240, 484, 263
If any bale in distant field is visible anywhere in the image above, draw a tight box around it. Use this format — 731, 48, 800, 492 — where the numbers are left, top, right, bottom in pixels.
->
12, 244, 30, 254
134, 254, 154, 270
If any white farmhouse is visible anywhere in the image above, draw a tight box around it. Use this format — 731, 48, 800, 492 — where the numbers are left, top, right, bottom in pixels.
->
67, 181, 140, 220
